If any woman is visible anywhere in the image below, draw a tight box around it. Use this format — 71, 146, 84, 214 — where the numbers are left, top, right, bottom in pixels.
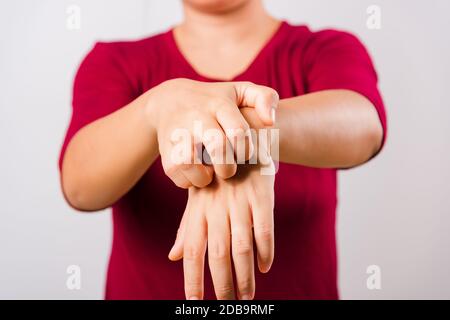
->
59, 0, 386, 300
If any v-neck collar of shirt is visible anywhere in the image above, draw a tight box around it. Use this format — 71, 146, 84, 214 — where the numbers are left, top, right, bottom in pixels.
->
165, 21, 289, 82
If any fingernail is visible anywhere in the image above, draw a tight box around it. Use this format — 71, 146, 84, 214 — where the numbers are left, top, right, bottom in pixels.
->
248, 139, 254, 159
190, 296, 199, 300
241, 295, 252, 300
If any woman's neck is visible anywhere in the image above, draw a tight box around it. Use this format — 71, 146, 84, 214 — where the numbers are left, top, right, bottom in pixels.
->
177, 0, 278, 49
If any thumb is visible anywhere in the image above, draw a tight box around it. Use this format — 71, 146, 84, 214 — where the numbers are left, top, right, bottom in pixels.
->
168, 210, 187, 261
233, 82, 279, 126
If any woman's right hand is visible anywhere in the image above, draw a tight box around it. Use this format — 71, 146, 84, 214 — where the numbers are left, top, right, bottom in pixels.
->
146, 78, 279, 188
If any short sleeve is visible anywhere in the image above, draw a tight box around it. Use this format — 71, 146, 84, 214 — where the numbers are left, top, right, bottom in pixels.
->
59, 42, 138, 169
303, 30, 387, 152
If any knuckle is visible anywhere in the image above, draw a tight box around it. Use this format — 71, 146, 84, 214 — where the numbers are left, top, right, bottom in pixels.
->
184, 245, 203, 261
208, 241, 229, 261
185, 283, 203, 296
185, 279, 202, 289
218, 164, 237, 179
233, 237, 253, 256
194, 175, 213, 188
237, 278, 254, 293
254, 223, 273, 241
271, 89, 280, 102
209, 97, 230, 109
262, 88, 279, 105
215, 284, 235, 299
228, 123, 250, 136
162, 161, 177, 176
185, 277, 203, 295
240, 81, 254, 86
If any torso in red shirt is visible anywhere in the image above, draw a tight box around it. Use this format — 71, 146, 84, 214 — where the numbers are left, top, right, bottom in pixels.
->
60, 21, 386, 300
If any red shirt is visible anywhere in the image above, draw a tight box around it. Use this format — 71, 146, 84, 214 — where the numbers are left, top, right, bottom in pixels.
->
60, 22, 387, 300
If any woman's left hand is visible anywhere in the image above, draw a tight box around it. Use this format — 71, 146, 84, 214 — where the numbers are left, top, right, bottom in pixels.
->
168, 159, 275, 300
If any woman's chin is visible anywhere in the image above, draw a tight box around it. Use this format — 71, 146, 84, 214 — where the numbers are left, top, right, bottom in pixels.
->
183, 0, 251, 14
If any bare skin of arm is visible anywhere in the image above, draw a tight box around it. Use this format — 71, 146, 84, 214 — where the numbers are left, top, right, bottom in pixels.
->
62, 84, 381, 225
61, 92, 158, 212
242, 89, 384, 167
61, 79, 277, 211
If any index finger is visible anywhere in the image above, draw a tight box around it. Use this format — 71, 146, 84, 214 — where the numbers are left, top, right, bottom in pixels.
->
233, 82, 279, 126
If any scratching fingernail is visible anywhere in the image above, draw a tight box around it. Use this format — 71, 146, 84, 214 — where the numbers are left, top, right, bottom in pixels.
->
248, 140, 254, 159
190, 296, 199, 300
241, 295, 251, 300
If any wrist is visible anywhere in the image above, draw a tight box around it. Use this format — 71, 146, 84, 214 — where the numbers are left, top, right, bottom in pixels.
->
143, 79, 187, 132
143, 83, 167, 135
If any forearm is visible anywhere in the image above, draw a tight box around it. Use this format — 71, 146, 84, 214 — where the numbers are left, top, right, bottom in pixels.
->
61, 91, 159, 211
61, 78, 280, 210
277, 90, 383, 167
242, 89, 383, 168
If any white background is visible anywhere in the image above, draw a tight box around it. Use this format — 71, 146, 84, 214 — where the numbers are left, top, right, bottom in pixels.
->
1, 0, 449, 299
